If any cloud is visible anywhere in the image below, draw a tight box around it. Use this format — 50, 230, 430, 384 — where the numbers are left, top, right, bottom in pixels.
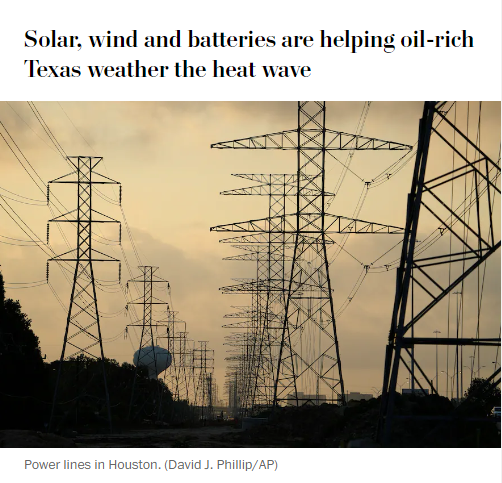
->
0, 101, 499, 396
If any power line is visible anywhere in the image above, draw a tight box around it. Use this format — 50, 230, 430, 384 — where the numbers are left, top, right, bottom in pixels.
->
27, 101, 68, 160
49, 103, 144, 318
57, 102, 98, 155
5, 101, 61, 156
0, 185, 46, 203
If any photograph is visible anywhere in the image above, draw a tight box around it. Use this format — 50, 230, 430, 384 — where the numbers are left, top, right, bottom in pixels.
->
0, 101, 500, 450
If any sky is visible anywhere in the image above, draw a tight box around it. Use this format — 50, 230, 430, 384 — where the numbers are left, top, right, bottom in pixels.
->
0, 101, 500, 402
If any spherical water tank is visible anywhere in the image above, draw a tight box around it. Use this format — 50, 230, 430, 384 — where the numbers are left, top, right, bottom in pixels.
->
133, 346, 172, 379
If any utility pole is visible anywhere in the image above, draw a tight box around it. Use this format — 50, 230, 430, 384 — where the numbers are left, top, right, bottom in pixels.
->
48, 156, 121, 432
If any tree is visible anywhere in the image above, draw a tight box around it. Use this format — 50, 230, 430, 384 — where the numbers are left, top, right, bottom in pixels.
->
0, 270, 47, 429
0, 270, 4, 308
0, 271, 44, 367
464, 377, 501, 415
0, 271, 183, 431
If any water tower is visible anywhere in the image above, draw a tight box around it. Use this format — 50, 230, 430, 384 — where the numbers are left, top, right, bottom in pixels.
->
133, 346, 172, 379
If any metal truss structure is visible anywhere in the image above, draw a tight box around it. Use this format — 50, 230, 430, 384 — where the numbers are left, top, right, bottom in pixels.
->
126, 265, 170, 420
47, 156, 121, 432
378, 101, 501, 445
212, 102, 411, 410
192, 341, 215, 419
217, 174, 295, 414
226, 369, 240, 418
223, 330, 254, 417
157, 311, 191, 403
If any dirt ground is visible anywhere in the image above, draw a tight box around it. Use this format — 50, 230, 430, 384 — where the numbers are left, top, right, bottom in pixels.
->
2, 397, 499, 448
0, 430, 77, 448
0, 426, 247, 448
74, 425, 247, 448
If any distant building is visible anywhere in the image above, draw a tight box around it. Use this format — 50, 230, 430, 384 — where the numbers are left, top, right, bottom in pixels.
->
346, 391, 373, 402
402, 388, 429, 396
286, 392, 327, 406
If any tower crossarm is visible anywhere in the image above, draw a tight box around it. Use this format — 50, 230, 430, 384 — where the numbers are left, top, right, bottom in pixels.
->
219, 233, 334, 245
220, 279, 331, 294
211, 214, 294, 233
49, 248, 119, 263
49, 170, 120, 185
221, 185, 294, 196
127, 299, 170, 306
232, 173, 296, 184
230, 244, 270, 253
127, 278, 169, 283
222, 173, 296, 196
222, 321, 258, 329
221, 184, 335, 197
211, 213, 403, 234
211, 129, 412, 151
220, 281, 275, 294
224, 311, 254, 318
49, 209, 120, 224
223, 253, 294, 262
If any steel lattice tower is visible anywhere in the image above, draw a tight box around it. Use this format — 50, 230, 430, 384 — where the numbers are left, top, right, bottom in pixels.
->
223, 331, 254, 416
378, 102, 501, 445
126, 266, 170, 420
192, 341, 215, 419
212, 102, 411, 408
177, 331, 194, 404
47, 156, 121, 432
157, 312, 191, 404
217, 174, 297, 412
217, 175, 332, 413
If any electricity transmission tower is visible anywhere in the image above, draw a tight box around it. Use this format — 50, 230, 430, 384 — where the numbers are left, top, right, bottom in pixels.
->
157, 312, 192, 407
47, 155, 121, 432
217, 174, 298, 413
378, 101, 501, 445
221, 332, 245, 416
227, 371, 239, 417
193, 341, 214, 419
178, 332, 196, 405
126, 265, 170, 420
160, 313, 181, 387
217, 174, 327, 414
212, 102, 411, 408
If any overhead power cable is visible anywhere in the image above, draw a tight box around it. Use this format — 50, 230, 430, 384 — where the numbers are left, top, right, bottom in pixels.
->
0, 185, 46, 203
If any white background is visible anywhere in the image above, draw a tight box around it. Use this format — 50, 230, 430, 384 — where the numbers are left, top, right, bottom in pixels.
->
3, 448, 502, 481
0, 0, 501, 100
1, 0, 501, 480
